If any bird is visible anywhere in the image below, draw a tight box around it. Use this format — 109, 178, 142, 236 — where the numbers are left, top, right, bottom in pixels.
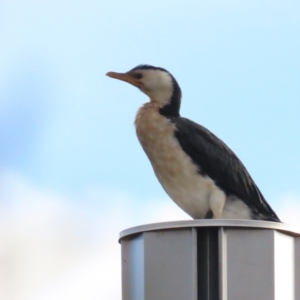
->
106, 64, 280, 222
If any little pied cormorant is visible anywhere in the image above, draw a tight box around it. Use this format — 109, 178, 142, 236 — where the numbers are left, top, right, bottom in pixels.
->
106, 65, 280, 222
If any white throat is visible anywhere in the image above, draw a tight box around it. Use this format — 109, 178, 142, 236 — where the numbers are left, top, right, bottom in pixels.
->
140, 70, 173, 108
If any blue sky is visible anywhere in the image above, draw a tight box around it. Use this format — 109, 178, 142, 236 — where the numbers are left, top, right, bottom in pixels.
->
1, 0, 300, 299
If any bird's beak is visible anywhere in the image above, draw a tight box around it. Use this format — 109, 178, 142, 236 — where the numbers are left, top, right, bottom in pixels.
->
106, 71, 141, 88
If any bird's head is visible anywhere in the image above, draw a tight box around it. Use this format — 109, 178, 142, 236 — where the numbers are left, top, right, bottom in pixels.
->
106, 65, 181, 117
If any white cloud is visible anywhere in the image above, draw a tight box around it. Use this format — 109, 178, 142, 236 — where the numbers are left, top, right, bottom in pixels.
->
0, 170, 188, 300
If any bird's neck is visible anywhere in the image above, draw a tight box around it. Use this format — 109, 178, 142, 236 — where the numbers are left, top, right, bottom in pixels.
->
158, 81, 181, 119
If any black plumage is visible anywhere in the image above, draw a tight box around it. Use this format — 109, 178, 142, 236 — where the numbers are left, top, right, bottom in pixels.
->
174, 117, 279, 221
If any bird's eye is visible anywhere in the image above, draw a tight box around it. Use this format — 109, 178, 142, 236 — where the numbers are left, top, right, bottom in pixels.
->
133, 73, 143, 79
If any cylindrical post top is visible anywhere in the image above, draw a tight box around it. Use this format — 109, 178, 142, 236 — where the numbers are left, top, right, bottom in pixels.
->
120, 219, 300, 241
120, 219, 300, 300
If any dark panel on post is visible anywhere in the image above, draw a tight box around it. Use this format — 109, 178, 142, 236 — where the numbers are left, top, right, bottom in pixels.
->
197, 228, 219, 300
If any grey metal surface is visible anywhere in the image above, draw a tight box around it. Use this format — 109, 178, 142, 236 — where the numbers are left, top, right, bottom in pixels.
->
295, 237, 300, 300
225, 229, 275, 300
143, 229, 197, 300
120, 221, 300, 300
121, 234, 144, 300
218, 228, 228, 300
119, 220, 300, 240
121, 229, 197, 300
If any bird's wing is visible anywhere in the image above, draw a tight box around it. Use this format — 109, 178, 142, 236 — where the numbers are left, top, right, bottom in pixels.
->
174, 117, 280, 222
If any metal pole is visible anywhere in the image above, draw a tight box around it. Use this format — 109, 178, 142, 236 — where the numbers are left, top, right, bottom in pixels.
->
119, 220, 300, 300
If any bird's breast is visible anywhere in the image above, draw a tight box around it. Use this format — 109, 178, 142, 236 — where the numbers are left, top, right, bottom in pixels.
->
134, 105, 214, 218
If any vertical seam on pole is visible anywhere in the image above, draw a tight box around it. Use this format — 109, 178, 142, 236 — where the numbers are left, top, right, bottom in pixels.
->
192, 228, 198, 300
219, 227, 227, 300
